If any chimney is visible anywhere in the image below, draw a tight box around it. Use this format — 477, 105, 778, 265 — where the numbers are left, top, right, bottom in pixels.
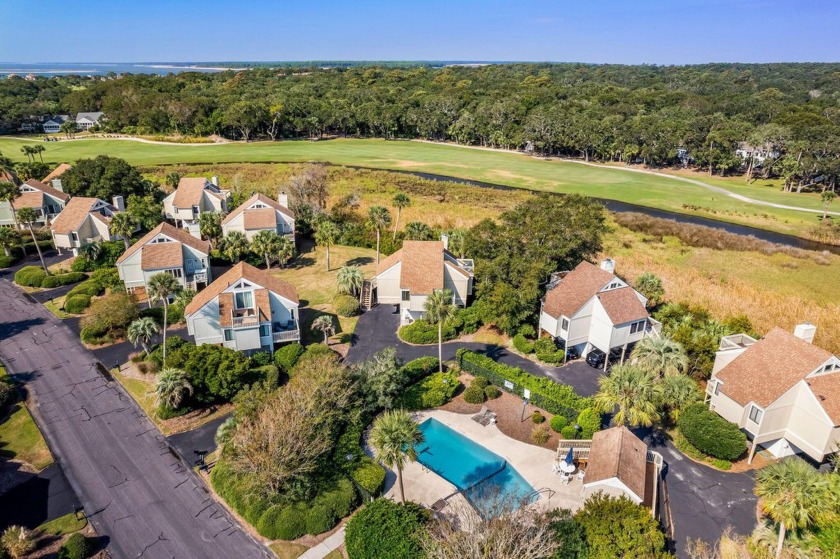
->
600, 258, 615, 274
112, 195, 125, 212
278, 191, 289, 208
793, 323, 816, 344
51, 178, 63, 192
440, 233, 449, 250
210, 176, 219, 187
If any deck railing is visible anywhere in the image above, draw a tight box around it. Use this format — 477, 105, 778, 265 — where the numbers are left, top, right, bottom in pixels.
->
273, 329, 300, 343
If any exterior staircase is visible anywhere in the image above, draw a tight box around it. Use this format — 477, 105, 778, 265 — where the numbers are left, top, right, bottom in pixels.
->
360, 280, 374, 311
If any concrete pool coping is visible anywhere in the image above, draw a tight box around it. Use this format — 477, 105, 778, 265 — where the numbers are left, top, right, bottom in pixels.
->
378, 409, 585, 513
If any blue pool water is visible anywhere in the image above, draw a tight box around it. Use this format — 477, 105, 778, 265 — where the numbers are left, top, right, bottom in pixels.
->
416, 418, 536, 515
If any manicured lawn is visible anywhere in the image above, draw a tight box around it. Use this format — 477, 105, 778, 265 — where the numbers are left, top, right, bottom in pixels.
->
0, 367, 53, 470
112, 370, 157, 420
269, 541, 310, 559
271, 242, 377, 343
37, 512, 87, 536
0, 137, 827, 238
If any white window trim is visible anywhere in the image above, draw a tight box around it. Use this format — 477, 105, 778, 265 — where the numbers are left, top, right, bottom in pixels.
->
748, 404, 763, 424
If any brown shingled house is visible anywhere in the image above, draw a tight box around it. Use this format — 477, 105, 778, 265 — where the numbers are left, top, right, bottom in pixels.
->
184, 262, 300, 354
707, 323, 840, 463
538, 259, 659, 368
221, 193, 295, 241
0, 179, 69, 227
162, 176, 229, 232
50, 196, 123, 255
371, 237, 473, 324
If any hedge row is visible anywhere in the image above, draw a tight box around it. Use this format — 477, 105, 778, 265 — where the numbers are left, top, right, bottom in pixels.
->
456, 349, 590, 421
678, 403, 747, 461
398, 319, 457, 345
14, 266, 85, 288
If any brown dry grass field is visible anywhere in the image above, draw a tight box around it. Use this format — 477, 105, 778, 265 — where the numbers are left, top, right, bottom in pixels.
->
143, 163, 840, 355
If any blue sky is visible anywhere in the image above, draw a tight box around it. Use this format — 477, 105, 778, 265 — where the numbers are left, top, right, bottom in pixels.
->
1, 0, 837, 64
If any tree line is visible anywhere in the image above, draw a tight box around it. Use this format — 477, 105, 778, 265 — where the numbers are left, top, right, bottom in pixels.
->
2, 63, 839, 190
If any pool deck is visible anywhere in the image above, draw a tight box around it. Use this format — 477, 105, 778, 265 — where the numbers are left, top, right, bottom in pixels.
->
380, 410, 585, 513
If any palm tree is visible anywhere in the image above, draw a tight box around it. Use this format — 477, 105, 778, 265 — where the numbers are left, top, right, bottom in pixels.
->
446, 229, 466, 258
221, 231, 249, 263
251, 230, 283, 269
658, 374, 700, 422
16, 207, 49, 275
391, 192, 410, 239
424, 289, 456, 373
314, 219, 340, 271
20, 145, 34, 163
593, 364, 661, 427
32, 145, 45, 163
336, 265, 364, 296
77, 240, 101, 262
1, 525, 35, 559
634, 272, 665, 308
173, 288, 196, 309
147, 272, 180, 368
404, 221, 432, 241
821, 190, 836, 221
311, 315, 335, 344
276, 236, 295, 268
215, 416, 237, 448
165, 172, 182, 189
754, 457, 838, 559
154, 368, 193, 410
0, 227, 19, 257
198, 212, 222, 247
109, 212, 137, 249
369, 410, 424, 504
630, 336, 688, 377
0, 181, 21, 230
127, 317, 161, 355
367, 206, 391, 265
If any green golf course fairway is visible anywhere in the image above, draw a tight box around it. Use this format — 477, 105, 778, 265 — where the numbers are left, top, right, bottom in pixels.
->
0, 136, 828, 239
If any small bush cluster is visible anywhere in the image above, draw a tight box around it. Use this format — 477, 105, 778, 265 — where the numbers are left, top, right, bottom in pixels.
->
67, 279, 104, 298
273, 342, 304, 372
398, 319, 457, 345
0, 379, 16, 412
345, 499, 428, 559
561, 425, 578, 439
532, 411, 546, 424
13, 266, 46, 287
0, 254, 20, 268
64, 295, 92, 314
576, 408, 602, 438
333, 294, 361, 317
39, 272, 86, 289
550, 414, 568, 433
351, 458, 387, 497
80, 291, 139, 344
532, 424, 551, 445
398, 372, 459, 410
57, 533, 96, 559
70, 241, 125, 272
534, 337, 565, 364
484, 384, 500, 399
678, 403, 747, 461
512, 333, 535, 354
400, 357, 439, 385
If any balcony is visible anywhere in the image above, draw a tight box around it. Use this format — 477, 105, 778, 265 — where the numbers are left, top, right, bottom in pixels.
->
646, 318, 663, 338
231, 310, 259, 327
456, 258, 475, 274
272, 319, 300, 343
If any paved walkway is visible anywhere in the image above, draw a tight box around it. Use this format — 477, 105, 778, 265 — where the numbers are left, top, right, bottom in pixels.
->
298, 527, 346, 559
0, 280, 271, 558
345, 305, 600, 397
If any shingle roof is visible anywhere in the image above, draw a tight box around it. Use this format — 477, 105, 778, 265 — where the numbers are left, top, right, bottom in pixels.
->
222, 193, 294, 226
375, 241, 472, 295
42, 163, 72, 183
184, 262, 299, 317
243, 207, 278, 230
804, 374, 840, 425
23, 178, 70, 202
75, 112, 103, 122
596, 288, 649, 325
141, 242, 184, 271
172, 177, 211, 208
116, 222, 210, 265
716, 328, 834, 409
585, 426, 649, 502
50, 197, 103, 235
543, 261, 615, 319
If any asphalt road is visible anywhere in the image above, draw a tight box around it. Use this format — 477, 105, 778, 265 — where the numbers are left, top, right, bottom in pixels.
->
0, 463, 76, 531
0, 280, 271, 559
346, 304, 600, 396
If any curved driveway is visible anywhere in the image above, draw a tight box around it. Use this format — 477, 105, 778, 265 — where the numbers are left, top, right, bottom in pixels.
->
0, 281, 270, 559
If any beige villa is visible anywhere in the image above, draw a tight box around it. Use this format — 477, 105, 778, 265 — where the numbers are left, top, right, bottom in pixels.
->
0, 179, 69, 228
539, 259, 659, 366
221, 193, 295, 241
184, 262, 300, 354
116, 222, 212, 296
370, 238, 473, 323
706, 324, 840, 463
50, 196, 123, 255
162, 176, 229, 232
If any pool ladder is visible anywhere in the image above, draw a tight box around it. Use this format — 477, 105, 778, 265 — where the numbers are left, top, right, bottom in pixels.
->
525, 487, 556, 502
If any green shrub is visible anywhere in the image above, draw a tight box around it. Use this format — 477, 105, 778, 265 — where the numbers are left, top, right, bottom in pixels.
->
64, 294, 91, 314
534, 337, 558, 355
305, 505, 335, 535
333, 294, 361, 317
398, 372, 459, 410
471, 376, 488, 389
14, 266, 47, 287
89, 267, 123, 290
550, 415, 569, 433
257, 504, 307, 540
484, 385, 501, 399
518, 324, 536, 338
512, 333, 535, 354
0, 381, 16, 412
40, 272, 86, 288
399, 319, 457, 345
274, 342, 305, 372
561, 425, 578, 439
0, 254, 20, 268
456, 305, 483, 334
251, 364, 281, 388
345, 499, 428, 559
156, 404, 192, 420
679, 403, 747, 461
249, 351, 272, 366
80, 291, 139, 341
456, 349, 589, 420
532, 424, 551, 445
67, 280, 103, 298
400, 357, 439, 384
532, 411, 546, 424
57, 533, 95, 559
576, 408, 602, 438
463, 384, 485, 404
351, 458, 387, 497
314, 478, 357, 519
537, 349, 565, 364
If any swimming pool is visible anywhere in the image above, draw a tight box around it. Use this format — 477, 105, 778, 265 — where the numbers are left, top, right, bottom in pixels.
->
416, 418, 536, 516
